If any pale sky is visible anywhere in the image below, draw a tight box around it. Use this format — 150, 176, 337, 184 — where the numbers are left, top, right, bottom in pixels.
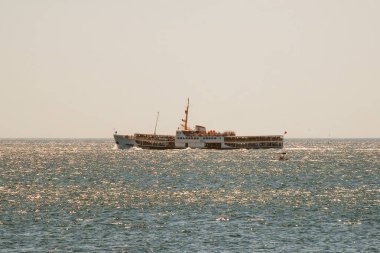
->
1, 0, 379, 138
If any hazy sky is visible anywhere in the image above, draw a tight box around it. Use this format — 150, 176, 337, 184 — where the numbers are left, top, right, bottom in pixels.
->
1, 0, 379, 138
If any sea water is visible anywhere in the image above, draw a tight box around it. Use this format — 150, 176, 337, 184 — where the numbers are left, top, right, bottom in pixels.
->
0, 139, 379, 252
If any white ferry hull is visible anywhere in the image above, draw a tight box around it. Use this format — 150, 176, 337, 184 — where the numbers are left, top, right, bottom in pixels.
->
114, 134, 137, 149
113, 133, 283, 150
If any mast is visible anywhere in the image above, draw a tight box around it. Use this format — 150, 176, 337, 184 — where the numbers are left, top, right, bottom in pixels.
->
154, 111, 159, 135
181, 98, 189, 130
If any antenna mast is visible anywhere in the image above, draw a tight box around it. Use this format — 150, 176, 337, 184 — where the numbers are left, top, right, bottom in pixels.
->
184, 98, 189, 130
154, 111, 159, 135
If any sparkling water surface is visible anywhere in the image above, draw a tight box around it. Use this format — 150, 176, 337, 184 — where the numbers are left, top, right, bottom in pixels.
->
0, 139, 379, 252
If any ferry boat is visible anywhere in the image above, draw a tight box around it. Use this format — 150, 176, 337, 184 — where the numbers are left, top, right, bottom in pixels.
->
113, 99, 284, 149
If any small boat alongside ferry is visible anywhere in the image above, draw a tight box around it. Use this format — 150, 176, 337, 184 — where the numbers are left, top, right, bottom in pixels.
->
114, 99, 284, 150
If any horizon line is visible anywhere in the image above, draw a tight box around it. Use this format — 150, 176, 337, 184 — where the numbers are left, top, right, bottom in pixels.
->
1, 137, 379, 140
